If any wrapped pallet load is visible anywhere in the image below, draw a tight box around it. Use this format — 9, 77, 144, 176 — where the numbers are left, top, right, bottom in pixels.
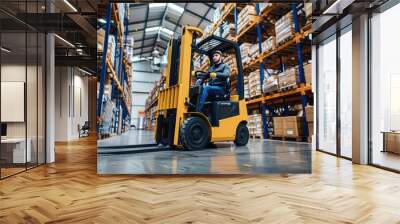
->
303, 62, 312, 85
237, 5, 257, 34
248, 69, 262, 97
97, 28, 105, 52
261, 36, 276, 54
240, 43, 252, 65
249, 43, 259, 60
304, 3, 312, 19
248, 114, 263, 137
221, 22, 236, 41
224, 54, 237, 74
258, 3, 273, 13
118, 3, 126, 34
244, 75, 250, 99
262, 75, 279, 94
278, 67, 298, 90
275, 11, 295, 45
107, 35, 116, 66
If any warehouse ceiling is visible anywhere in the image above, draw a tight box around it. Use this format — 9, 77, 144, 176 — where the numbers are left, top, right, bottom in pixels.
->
128, 3, 218, 58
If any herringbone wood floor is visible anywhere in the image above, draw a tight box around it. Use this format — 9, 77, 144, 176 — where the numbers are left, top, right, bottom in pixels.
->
1, 136, 400, 224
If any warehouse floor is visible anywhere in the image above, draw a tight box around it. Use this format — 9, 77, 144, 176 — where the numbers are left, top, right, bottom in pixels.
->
97, 130, 311, 174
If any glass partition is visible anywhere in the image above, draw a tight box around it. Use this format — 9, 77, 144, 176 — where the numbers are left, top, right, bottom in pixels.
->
317, 35, 337, 155
0, 0, 46, 179
370, 3, 400, 171
0, 30, 28, 178
339, 26, 352, 158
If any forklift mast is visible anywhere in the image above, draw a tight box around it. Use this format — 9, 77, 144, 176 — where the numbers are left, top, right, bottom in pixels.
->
156, 26, 203, 146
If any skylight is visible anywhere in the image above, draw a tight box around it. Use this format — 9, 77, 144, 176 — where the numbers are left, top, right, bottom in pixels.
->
149, 3, 167, 8
148, 3, 184, 15
160, 27, 174, 36
145, 26, 161, 33
168, 3, 184, 15
145, 26, 174, 37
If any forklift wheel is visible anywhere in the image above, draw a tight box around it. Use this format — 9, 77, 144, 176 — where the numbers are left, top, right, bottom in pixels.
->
234, 123, 249, 146
180, 117, 210, 150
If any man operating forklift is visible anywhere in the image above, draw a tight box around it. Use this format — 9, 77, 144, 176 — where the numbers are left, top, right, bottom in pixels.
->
193, 50, 230, 112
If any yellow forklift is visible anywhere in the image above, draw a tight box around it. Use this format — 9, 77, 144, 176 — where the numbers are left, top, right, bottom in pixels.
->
155, 26, 249, 150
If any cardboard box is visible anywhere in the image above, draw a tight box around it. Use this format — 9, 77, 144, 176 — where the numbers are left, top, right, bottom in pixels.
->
273, 117, 284, 136
284, 116, 303, 137
273, 116, 303, 137
305, 106, 314, 122
308, 122, 314, 137
385, 133, 400, 154
303, 63, 312, 85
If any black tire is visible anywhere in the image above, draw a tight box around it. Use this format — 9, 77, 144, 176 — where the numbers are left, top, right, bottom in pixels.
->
180, 117, 210, 150
234, 123, 249, 146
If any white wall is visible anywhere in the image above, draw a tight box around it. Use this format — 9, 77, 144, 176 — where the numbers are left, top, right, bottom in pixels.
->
54, 66, 89, 141
131, 60, 161, 125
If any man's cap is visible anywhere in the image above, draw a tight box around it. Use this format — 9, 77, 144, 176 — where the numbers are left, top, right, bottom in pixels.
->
213, 50, 222, 56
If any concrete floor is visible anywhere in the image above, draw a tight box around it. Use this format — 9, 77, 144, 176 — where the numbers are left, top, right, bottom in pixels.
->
97, 130, 312, 174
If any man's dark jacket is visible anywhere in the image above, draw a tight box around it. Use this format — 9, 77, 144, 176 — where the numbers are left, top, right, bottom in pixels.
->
207, 61, 230, 87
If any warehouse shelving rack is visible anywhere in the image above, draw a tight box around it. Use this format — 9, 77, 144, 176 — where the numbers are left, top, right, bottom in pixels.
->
211, 3, 312, 141
97, 3, 132, 136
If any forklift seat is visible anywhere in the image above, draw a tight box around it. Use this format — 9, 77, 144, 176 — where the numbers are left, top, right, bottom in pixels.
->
205, 77, 230, 102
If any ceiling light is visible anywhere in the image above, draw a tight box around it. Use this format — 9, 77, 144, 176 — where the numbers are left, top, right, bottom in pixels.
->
78, 67, 92, 76
98, 18, 106, 24
63, 0, 78, 12
169, 3, 184, 14
149, 3, 166, 8
54, 34, 75, 48
323, 0, 355, 15
1, 47, 11, 53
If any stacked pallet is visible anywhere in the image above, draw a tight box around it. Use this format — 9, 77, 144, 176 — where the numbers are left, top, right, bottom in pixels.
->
278, 67, 298, 90
303, 62, 312, 85
262, 75, 279, 94
224, 54, 237, 75
249, 43, 259, 60
248, 114, 263, 138
304, 3, 312, 19
97, 28, 105, 52
275, 11, 295, 45
248, 70, 262, 98
108, 36, 116, 66
244, 75, 250, 99
97, 28, 116, 66
237, 5, 257, 34
261, 36, 276, 54
221, 22, 236, 41
240, 43, 252, 65
259, 2, 273, 13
